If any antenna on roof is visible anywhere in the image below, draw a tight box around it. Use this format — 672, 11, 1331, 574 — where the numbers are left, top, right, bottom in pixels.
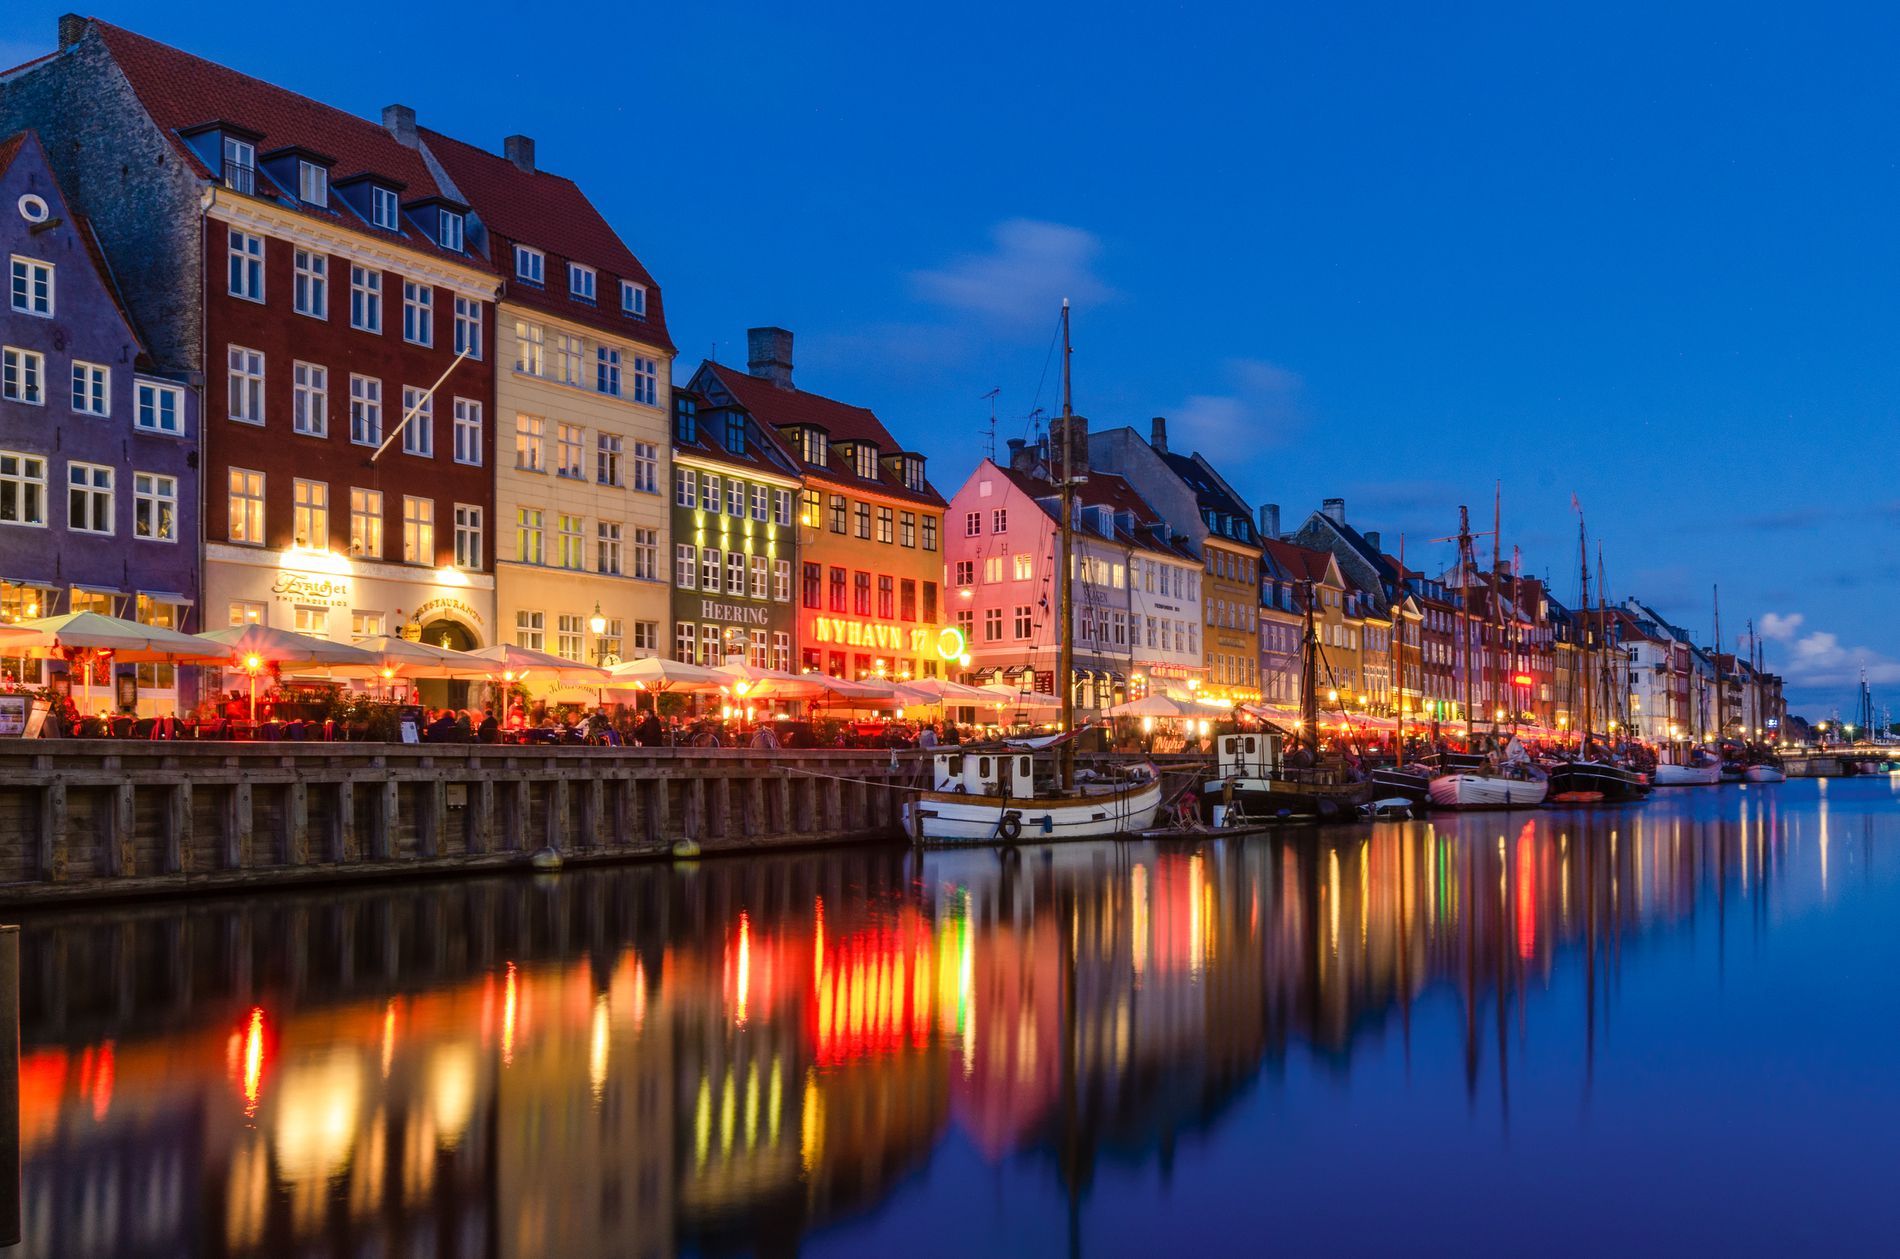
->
980, 388, 1000, 460
710, 340, 717, 364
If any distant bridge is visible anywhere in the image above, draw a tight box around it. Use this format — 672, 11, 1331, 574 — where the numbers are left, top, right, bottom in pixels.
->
1777, 745, 1900, 777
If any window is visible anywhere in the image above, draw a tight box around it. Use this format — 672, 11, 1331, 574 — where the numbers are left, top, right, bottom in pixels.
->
727, 480, 744, 517
402, 281, 433, 346
515, 610, 545, 651
293, 605, 327, 636
854, 571, 872, 616
453, 297, 481, 358
1013, 554, 1033, 581
774, 558, 791, 602
983, 608, 1003, 642
630, 526, 658, 580
799, 488, 820, 528
552, 333, 584, 386
676, 544, 697, 589
402, 496, 434, 563
292, 362, 327, 436
557, 614, 584, 661
773, 631, 791, 672
568, 263, 596, 302
227, 346, 264, 424
292, 478, 328, 548
773, 489, 793, 526
923, 581, 937, 622
829, 494, 847, 534
983, 556, 1003, 584
829, 567, 847, 612
621, 280, 646, 317
227, 468, 264, 544
349, 266, 382, 332
631, 441, 657, 493
297, 159, 327, 205
453, 398, 483, 465
3, 347, 44, 404
923, 515, 938, 551
229, 601, 265, 627
351, 611, 385, 639
854, 500, 871, 539
514, 414, 545, 471
221, 135, 255, 192
437, 211, 464, 252
992, 508, 1008, 533
70, 362, 108, 416
594, 345, 621, 396
9, 256, 53, 316
899, 579, 917, 622
748, 554, 769, 599
0, 452, 46, 527
227, 229, 263, 301
728, 551, 746, 595
956, 609, 974, 642
701, 473, 720, 512
67, 463, 112, 534
596, 521, 623, 575
370, 185, 400, 230
900, 511, 916, 548
675, 467, 697, 508
135, 381, 183, 434
877, 575, 894, 619
547, 424, 582, 479
133, 473, 176, 541
454, 504, 482, 569
293, 249, 327, 318
350, 488, 383, 557
802, 562, 821, 608
964, 511, 981, 537
675, 622, 696, 663
516, 508, 545, 564
632, 357, 658, 405
1015, 605, 1033, 639
514, 320, 545, 375
557, 514, 584, 569
701, 546, 722, 591
514, 245, 545, 285
722, 414, 746, 455
350, 375, 382, 445
600, 618, 626, 661
954, 560, 974, 585
876, 506, 893, 544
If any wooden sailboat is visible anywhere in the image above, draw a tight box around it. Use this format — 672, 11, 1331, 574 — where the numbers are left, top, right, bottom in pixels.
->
1545, 509, 1649, 803
905, 304, 1163, 844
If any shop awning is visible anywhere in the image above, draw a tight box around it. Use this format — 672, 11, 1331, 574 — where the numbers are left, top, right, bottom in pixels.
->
137, 590, 196, 605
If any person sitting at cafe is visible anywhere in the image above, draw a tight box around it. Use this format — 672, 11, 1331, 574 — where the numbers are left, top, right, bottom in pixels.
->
635, 709, 664, 746
476, 708, 500, 743
424, 709, 460, 743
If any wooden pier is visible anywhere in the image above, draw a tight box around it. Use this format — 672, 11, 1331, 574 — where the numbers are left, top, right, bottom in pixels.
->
0, 742, 930, 905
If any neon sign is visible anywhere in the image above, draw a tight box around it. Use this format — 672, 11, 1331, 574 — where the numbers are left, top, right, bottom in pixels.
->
934, 625, 967, 660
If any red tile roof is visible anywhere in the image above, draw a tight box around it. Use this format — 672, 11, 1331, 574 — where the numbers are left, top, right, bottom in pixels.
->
673, 389, 803, 479
80, 21, 477, 267
419, 127, 672, 350
0, 131, 25, 177
701, 362, 945, 507
1262, 538, 1338, 585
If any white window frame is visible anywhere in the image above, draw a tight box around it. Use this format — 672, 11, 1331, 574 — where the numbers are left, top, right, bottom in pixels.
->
292, 361, 328, 437
514, 244, 545, 285
349, 374, 383, 446
676, 543, 697, 590
453, 398, 483, 466
70, 361, 109, 416
350, 266, 382, 333
453, 504, 483, 570
67, 462, 113, 535
402, 495, 434, 564
293, 249, 327, 319
227, 467, 265, 545
632, 356, 658, 406
10, 256, 53, 317
402, 280, 433, 347
438, 210, 464, 252
620, 280, 646, 317
400, 387, 434, 458
227, 229, 264, 302
597, 520, 624, 575
568, 262, 596, 302
0, 452, 47, 526
2, 347, 45, 405
632, 525, 658, 581
632, 441, 658, 493
514, 414, 545, 472
133, 472, 177, 542
227, 345, 265, 425
350, 487, 383, 558
453, 296, 482, 359
135, 381, 183, 434
292, 477, 328, 549
297, 159, 328, 205
370, 185, 400, 230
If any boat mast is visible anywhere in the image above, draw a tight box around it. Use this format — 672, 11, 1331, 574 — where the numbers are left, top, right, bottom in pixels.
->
1492, 482, 1503, 732
1710, 585, 1723, 745
1595, 542, 1613, 742
1394, 534, 1406, 768
1457, 506, 1475, 745
1577, 516, 1593, 751
1055, 300, 1077, 793
1300, 579, 1321, 754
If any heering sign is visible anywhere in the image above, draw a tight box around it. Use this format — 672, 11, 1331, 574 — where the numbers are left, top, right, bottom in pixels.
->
271, 571, 350, 607
810, 618, 939, 653
701, 599, 771, 626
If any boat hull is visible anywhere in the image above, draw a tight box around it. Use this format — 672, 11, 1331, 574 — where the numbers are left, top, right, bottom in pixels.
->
1203, 777, 1368, 824
1743, 765, 1786, 784
1427, 774, 1549, 810
906, 777, 1164, 844
1653, 762, 1722, 786
1369, 766, 1434, 807
1545, 762, 1650, 803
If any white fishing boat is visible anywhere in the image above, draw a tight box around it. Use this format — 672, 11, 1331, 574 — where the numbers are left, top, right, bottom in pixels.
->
905, 750, 1165, 843
1743, 764, 1786, 784
1427, 767, 1548, 810
1653, 749, 1723, 786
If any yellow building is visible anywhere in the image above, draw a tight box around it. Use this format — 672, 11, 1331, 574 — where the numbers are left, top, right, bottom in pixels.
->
424, 130, 675, 667
689, 332, 952, 682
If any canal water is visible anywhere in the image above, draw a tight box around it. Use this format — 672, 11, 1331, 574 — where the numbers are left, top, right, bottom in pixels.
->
10, 778, 1900, 1257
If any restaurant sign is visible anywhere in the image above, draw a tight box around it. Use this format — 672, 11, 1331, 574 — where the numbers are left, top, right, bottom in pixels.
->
270, 571, 350, 607
414, 596, 485, 627
809, 618, 943, 653
701, 599, 772, 626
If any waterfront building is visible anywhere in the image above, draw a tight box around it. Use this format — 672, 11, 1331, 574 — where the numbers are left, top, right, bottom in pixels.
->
668, 386, 802, 670
0, 129, 200, 713
421, 124, 674, 667
1087, 418, 1262, 705
688, 330, 949, 681
1286, 498, 1401, 712
1, 19, 500, 659
1259, 539, 1351, 713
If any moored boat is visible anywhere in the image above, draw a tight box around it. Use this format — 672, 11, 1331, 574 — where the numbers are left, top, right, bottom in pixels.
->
1428, 767, 1549, 810
906, 750, 1164, 843
1652, 750, 1723, 786
1203, 732, 1370, 825
1743, 763, 1786, 784
1545, 758, 1650, 803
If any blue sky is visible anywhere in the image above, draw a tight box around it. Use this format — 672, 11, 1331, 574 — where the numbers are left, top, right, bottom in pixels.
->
7, 2, 1895, 713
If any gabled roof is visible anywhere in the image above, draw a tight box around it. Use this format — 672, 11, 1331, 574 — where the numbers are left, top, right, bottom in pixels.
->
1261, 538, 1341, 588
1300, 510, 1398, 589
993, 463, 1197, 561
0, 131, 25, 177
672, 389, 802, 480
697, 361, 945, 507
69, 21, 476, 266
1159, 450, 1260, 545
419, 127, 672, 350
1, 129, 147, 354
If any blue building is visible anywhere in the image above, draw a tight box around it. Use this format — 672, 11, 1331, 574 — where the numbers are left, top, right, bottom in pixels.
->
0, 129, 201, 714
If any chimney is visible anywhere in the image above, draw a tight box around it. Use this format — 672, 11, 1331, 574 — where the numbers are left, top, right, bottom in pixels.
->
503, 134, 536, 174
1005, 437, 1035, 474
1258, 503, 1280, 538
1050, 415, 1090, 480
746, 327, 794, 388
1364, 530, 1381, 554
382, 104, 418, 148
57, 13, 85, 50
1322, 497, 1346, 525
1150, 415, 1168, 453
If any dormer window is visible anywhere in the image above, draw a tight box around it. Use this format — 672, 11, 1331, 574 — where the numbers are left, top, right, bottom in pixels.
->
673, 394, 697, 444
797, 427, 827, 466
568, 263, 596, 303
902, 456, 925, 492
370, 185, 400, 230
297, 159, 327, 206
621, 281, 647, 317
514, 245, 545, 285
222, 136, 256, 194
724, 414, 745, 455
853, 443, 877, 480
438, 211, 464, 252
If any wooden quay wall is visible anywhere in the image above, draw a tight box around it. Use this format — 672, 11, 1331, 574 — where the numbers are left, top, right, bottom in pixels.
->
0, 742, 933, 905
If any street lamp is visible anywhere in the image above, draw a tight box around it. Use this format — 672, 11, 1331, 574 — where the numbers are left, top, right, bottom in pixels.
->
244, 653, 263, 722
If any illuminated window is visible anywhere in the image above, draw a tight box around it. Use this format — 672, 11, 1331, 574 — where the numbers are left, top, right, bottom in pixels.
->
402, 496, 434, 564
133, 473, 176, 543
292, 478, 328, 548
876, 506, 893, 544
227, 467, 264, 544
349, 487, 383, 557
900, 511, 915, 548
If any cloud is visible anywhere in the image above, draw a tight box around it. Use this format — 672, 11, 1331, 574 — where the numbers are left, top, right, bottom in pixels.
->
910, 220, 1113, 330
1170, 357, 1307, 450
1758, 612, 1804, 641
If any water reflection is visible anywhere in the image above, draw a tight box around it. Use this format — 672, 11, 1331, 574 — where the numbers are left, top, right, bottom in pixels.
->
11, 781, 1893, 1257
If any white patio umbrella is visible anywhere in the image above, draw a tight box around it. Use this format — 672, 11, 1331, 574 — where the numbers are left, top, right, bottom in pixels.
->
348, 635, 495, 680
973, 683, 1063, 712
199, 623, 380, 669
608, 655, 726, 693
1106, 693, 1206, 719
709, 663, 830, 701
899, 676, 1002, 705
463, 643, 610, 685
14, 611, 234, 715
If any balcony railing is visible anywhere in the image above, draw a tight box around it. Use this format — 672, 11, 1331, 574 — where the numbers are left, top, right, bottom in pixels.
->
222, 161, 255, 195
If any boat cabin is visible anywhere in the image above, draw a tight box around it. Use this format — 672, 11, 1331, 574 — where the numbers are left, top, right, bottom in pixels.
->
931, 752, 1037, 796
1216, 732, 1282, 778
